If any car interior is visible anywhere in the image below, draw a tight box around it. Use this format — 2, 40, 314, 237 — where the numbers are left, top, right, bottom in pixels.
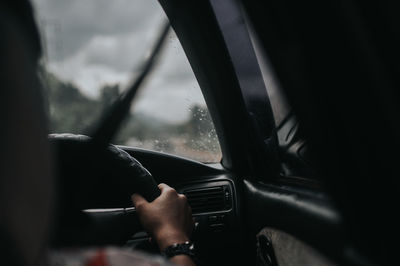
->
1, 0, 399, 266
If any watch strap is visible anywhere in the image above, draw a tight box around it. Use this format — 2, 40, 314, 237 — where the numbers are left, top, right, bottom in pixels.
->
162, 241, 196, 260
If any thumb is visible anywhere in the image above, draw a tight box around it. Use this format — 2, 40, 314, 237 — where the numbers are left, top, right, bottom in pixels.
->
131, 193, 148, 208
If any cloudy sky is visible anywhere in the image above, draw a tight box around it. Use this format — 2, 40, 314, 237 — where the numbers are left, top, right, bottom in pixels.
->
31, 0, 206, 123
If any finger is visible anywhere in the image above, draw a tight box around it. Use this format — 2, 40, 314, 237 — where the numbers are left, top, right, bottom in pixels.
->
131, 193, 148, 208
158, 183, 176, 194
157, 183, 169, 191
178, 193, 187, 200
158, 183, 177, 197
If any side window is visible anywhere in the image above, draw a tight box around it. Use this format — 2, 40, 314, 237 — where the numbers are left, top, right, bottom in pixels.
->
33, 0, 221, 163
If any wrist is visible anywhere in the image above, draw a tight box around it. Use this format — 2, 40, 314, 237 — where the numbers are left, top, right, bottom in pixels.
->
154, 228, 190, 251
163, 242, 196, 264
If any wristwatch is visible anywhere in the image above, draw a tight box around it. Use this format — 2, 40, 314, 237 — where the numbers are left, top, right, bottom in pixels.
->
163, 241, 196, 260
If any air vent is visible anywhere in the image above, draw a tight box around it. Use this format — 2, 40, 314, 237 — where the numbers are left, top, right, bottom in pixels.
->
184, 186, 232, 214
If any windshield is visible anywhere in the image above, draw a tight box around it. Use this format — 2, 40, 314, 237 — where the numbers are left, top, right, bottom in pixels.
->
32, 0, 222, 163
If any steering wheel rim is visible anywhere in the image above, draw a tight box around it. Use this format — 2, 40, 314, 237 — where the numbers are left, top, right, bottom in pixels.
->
48, 133, 161, 246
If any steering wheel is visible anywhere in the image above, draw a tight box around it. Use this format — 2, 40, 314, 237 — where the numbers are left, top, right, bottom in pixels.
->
49, 133, 161, 247
47, 23, 171, 248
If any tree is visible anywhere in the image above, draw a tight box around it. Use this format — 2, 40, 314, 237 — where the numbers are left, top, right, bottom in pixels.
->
38, 67, 101, 134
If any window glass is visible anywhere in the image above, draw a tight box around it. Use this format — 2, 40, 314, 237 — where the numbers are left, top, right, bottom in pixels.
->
33, 0, 221, 163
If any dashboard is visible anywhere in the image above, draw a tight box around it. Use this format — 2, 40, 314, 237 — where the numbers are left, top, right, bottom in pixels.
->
179, 180, 235, 234
84, 178, 239, 249
81, 147, 242, 264
122, 178, 239, 247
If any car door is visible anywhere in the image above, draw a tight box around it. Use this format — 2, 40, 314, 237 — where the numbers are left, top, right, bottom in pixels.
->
157, 1, 344, 265
160, 1, 398, 266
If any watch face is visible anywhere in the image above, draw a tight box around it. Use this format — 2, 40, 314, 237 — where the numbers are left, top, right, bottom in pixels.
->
164, 241, 195, 259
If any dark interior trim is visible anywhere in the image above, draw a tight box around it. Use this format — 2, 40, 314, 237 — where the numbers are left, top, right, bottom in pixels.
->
158, 0, 279, 177
119, 145, 225, 181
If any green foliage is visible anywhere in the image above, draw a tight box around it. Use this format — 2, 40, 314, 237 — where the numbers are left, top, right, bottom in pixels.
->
38, 66, 102, 134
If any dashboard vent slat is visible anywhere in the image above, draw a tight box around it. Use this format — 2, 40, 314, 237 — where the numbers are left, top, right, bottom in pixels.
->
184, 186, 231, 214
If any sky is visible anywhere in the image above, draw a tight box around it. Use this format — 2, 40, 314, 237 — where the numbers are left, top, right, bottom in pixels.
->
31, 0, 206, 123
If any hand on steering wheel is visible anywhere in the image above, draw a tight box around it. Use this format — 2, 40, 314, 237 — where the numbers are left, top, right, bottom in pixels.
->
132, 183, 194, 251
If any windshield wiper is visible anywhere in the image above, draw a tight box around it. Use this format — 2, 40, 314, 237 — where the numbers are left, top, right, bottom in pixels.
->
91, 22, 170, 147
